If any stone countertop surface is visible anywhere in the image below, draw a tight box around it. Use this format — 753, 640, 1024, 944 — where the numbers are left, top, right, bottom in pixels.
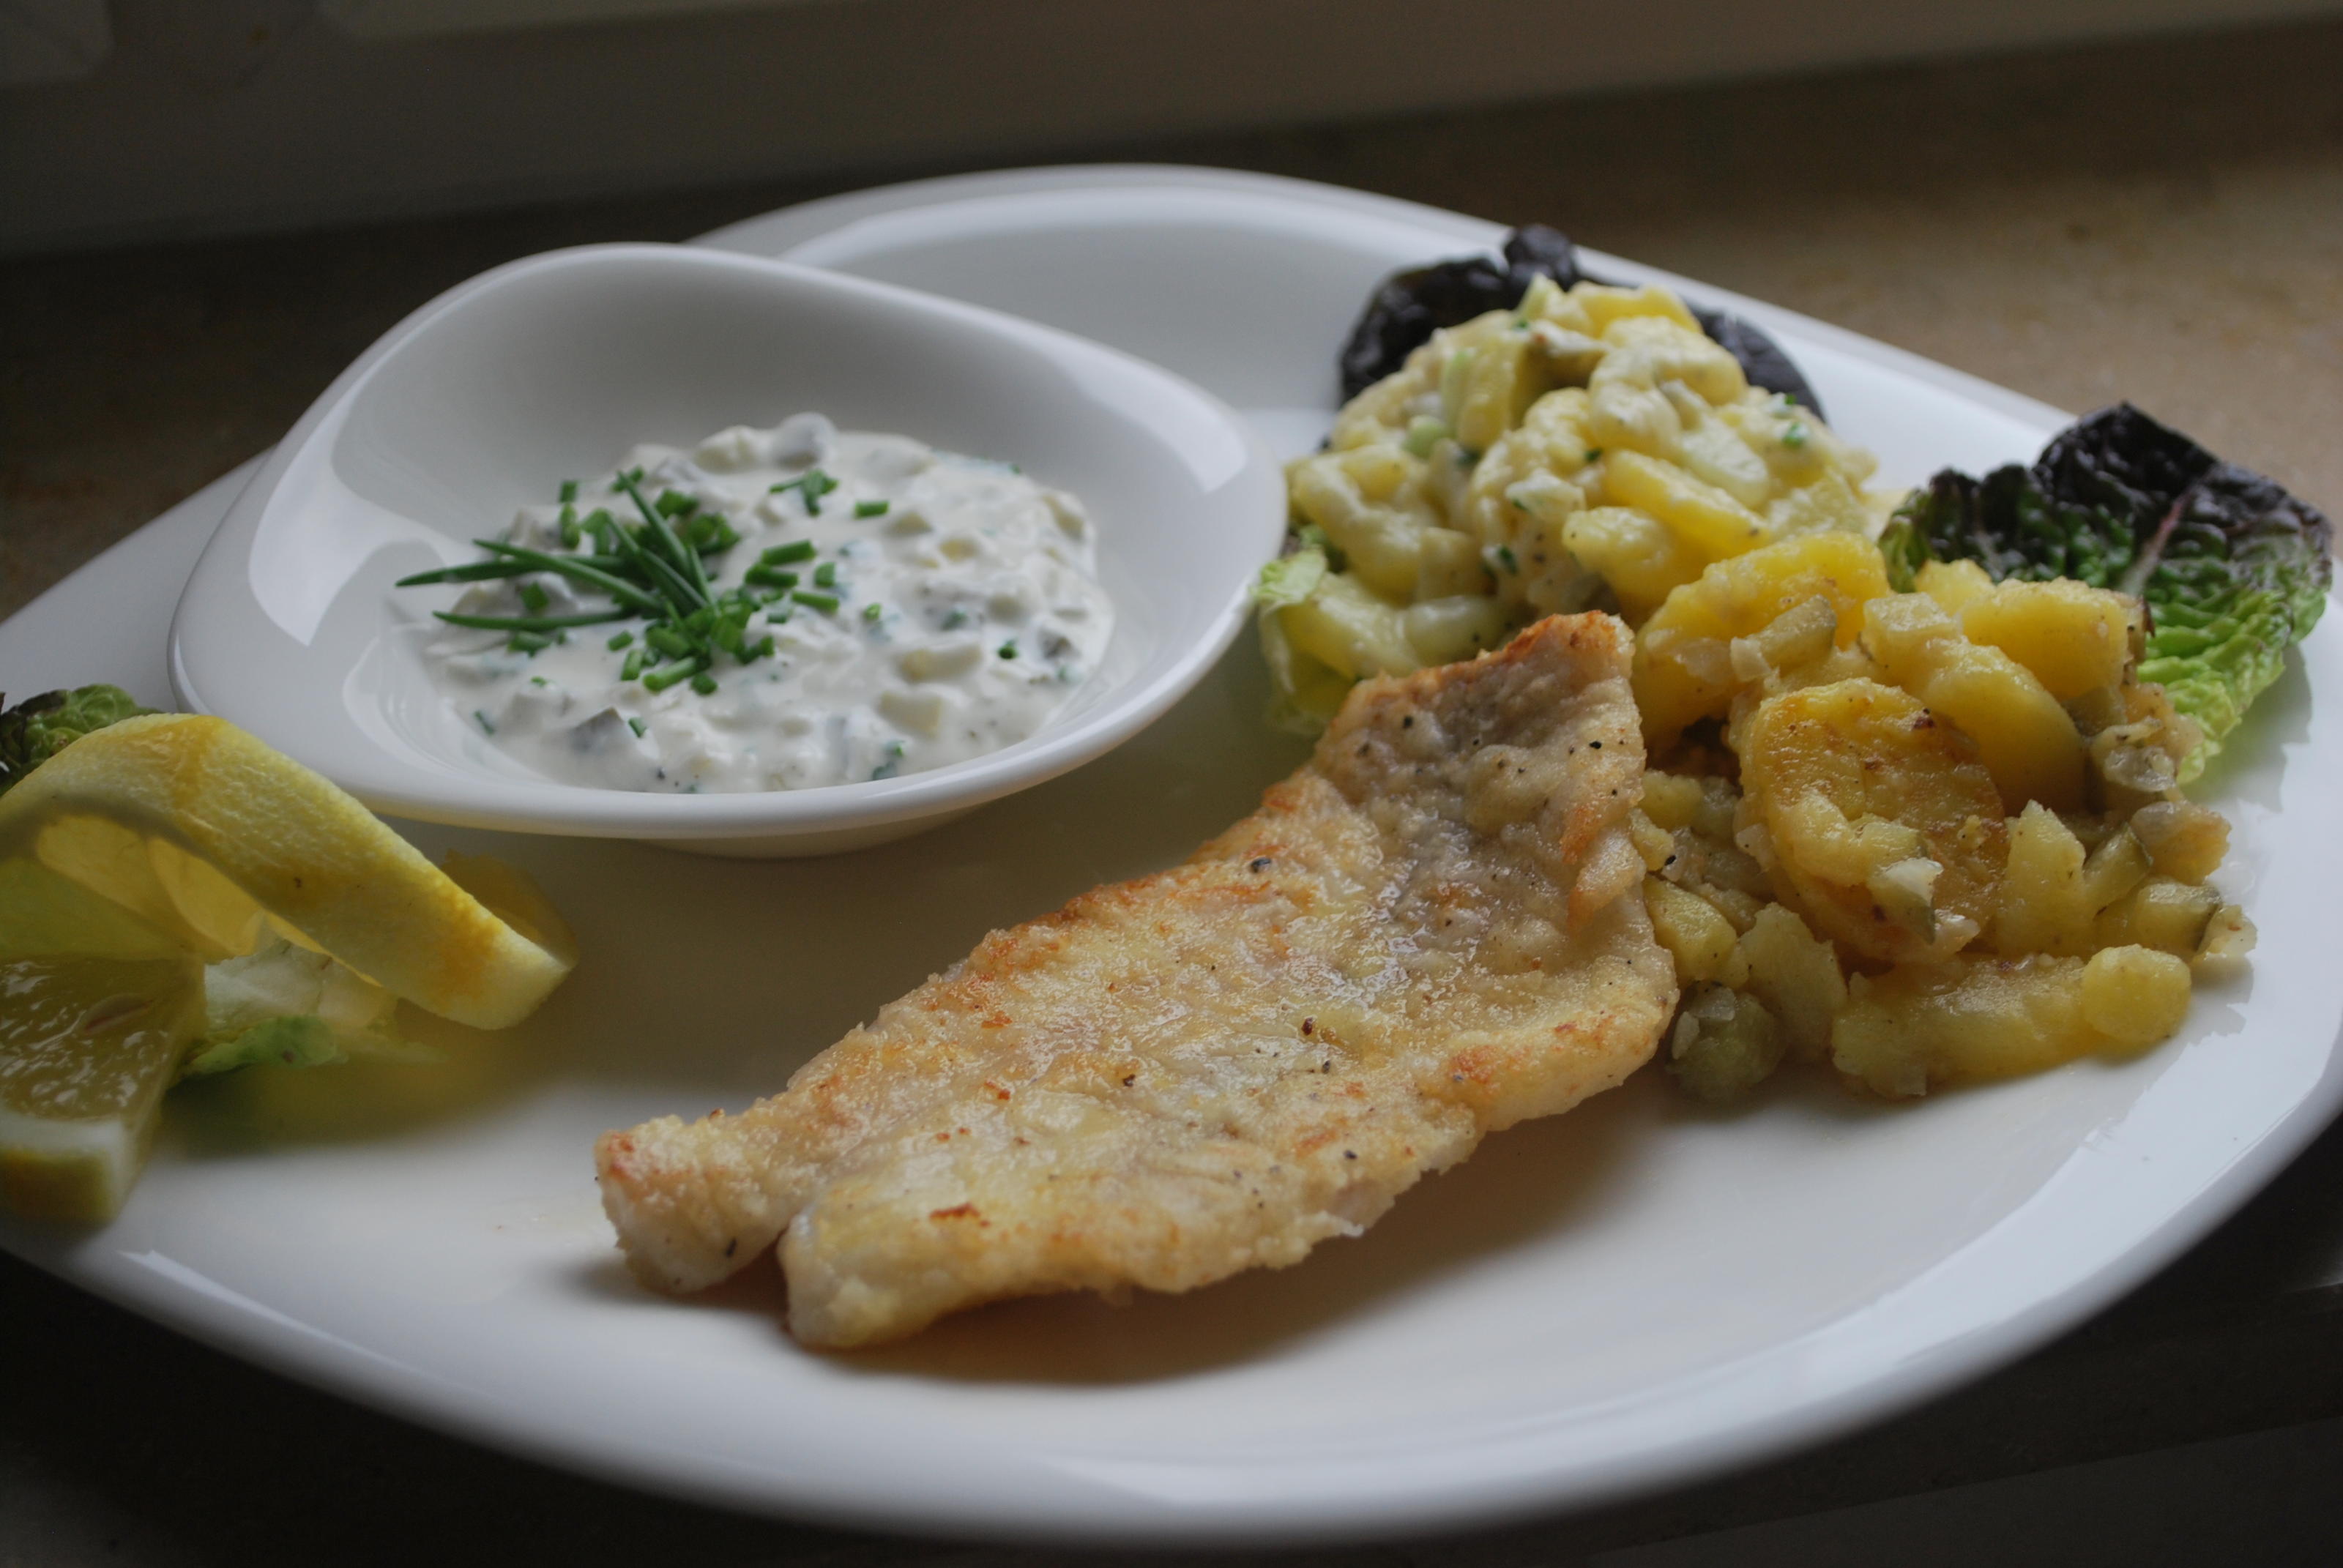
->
4, 17, 2343, 1566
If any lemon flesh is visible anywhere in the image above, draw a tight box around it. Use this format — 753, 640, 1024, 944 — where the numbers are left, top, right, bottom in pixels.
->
0, 955, 205, 1222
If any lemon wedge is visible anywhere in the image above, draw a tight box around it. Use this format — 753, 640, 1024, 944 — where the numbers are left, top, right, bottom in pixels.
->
0, 955, 205, 1221
0, 714, 574, 1025
0, 712, 577, 1222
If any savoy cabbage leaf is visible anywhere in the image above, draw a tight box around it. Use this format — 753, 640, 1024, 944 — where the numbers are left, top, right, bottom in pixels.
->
0, 685, 154, 796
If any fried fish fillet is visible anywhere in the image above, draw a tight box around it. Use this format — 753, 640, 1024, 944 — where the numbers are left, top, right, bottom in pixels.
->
596, 613, 1675, 1347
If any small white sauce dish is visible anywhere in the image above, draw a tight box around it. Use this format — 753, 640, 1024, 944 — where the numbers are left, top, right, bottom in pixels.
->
168, 243, 1284, 856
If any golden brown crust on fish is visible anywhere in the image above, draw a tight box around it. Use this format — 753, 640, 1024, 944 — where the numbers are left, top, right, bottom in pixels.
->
595, 613, 1675, 1347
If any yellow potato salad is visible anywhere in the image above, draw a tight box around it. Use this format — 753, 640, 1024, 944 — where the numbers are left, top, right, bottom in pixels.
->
1262, 278, 1885, 729
1632, 535, 2249, 1102
1289, 280, 2250, 1101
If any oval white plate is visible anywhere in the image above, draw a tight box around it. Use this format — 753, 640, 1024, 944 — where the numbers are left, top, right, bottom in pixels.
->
3, 167, 2338, 1547
166, 243, 1282, 855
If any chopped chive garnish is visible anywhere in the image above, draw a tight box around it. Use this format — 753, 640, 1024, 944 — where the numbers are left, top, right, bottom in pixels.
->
627, 716, 647, 738
616, 472, 712, 603
404, 462, 802, 697
1781, 422, 1809, 449
812, 561, 838, 589
474, 710, 496, 735
1494, 545, 1519, 573
586, 508, 699, 610
1584, 448, 1603, 463
398, 552, 624, 586
433, 609, 630, 632
396, 559, 540, 587
790, 591, 840, 613
854, 499, 890, 518
862, 602, 882, 622
469, 541, 665, 615
997, 641, 1018, 659
634, 520, 708, 603
688, 512, 740, 553
630, 537, 707, 615
768, 468, 839, 514
529, 675, 548, 686
689, 671, 718, 696
641, 657, 707, 693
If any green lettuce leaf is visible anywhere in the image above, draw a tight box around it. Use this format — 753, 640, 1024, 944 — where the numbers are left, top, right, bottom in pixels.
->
181, 936, 439, 1078
1251, 528, 1359, 733
1251, 540, 1329, 611
183, 1014, 349, 1076
1882, 404, 2332, 776
0, 684, 155, 796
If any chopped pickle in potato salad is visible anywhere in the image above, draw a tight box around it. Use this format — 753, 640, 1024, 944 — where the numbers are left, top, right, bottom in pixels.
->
1274, 265, 2297, 1102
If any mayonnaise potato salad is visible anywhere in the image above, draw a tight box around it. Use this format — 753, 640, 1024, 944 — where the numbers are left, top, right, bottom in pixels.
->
405, 416, 1115, 793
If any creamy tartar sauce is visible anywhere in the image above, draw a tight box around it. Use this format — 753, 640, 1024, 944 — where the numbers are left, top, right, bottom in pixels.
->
417, 415, 1114, 791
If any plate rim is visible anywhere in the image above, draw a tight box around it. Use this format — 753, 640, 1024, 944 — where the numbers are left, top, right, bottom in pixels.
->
696, 161, 2079, 437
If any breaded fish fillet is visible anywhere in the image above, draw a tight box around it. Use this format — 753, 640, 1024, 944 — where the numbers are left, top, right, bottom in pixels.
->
596, 613, 1675, 1347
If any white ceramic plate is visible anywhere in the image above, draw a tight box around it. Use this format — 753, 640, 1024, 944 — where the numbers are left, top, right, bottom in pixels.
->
166, 244, 1284, 856
4, 166, 2339, 1548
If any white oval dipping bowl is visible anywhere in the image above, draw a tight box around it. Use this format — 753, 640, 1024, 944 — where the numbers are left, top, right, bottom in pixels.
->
168, 244, 1285, 856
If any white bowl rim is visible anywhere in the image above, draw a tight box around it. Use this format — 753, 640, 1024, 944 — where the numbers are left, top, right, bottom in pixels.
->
167, 242, 1284, 840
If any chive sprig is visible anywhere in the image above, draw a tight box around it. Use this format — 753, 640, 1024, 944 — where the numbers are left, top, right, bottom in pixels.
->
403, 470, 839, 681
